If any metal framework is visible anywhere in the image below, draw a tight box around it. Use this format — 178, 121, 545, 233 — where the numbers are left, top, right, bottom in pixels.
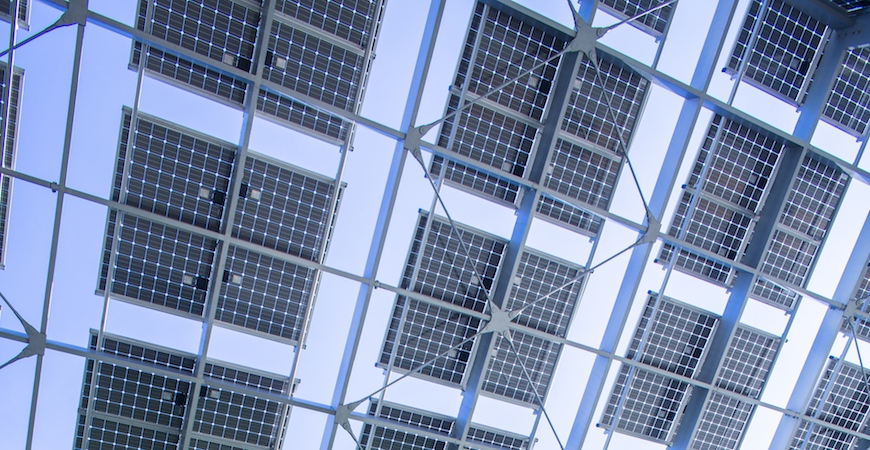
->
1, 0, 870, 450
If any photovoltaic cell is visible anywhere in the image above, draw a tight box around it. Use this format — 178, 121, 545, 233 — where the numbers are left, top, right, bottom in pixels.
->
132, 0, 258, 105
562, 52, 648, 154
275, 0, 382, 48
535, 195, 602, 236
752, 277, 801, 310
0, 0, 27, 24
232, 156, 338, 262
828, 0, 870, 14
843, 263, 870, 341
602, 295, 718, 444
504, 251, 584, 337
0, 66, 22, 267
726, 0, 827, 104
114, 111, 235, 233
789, 358, 870, 450
456, 3, 565, 121
597, 0, 675, 35
100, 212, 218, 316
545, 138, 620, 211
217, 245, 316, 341
84, 417, 180, 450
824, 47, 870, 136
431, 155, 520, 205
482, 331, 560, 405
466, 426, 530, 450
690, 327, 780, 450
256, 88, 349, 141
660, 115, 783, 285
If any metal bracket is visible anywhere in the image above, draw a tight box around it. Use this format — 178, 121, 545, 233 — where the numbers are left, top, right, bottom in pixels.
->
481, 303, 512, 336
640, 211, 662, 245
404, 125, 429, 167
0, 292, 46, 370
334, 399, 363, 435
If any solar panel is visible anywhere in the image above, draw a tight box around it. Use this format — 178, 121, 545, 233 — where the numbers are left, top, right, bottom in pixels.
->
601, 295, 718, 444
690, 327, 780, 450
789, 358, 870, 450
545, 138, 620, 212
482, 330, 560, 405
660, 114, 784, 285
380, 212, 506, 384
232, 155, 339, 262
597, 0, 675, 35
256, 88, 349, 141
0, 65, 22, 267
275, 0, 382, 48
842, 263, 870, 341
828, 0, 870, 14
504, 251, 585, 337
726, 0, 828, 104
562, 52, 649, 154
752, 277, 801, 310
132, 0, 259, 105
76, 334, 291, 450
99, 212, 218, 316
466, 426, 530, 450
824, 47, 870, 137
535, 194, 603, 236
0, 0, 28, 25
216, 245, 317, 341
114, 111, 235, 233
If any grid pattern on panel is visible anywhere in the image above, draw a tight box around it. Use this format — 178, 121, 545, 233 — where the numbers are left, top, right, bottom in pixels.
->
726, 0, 827, 104
659, 243, 733, 284
601, 366, 692, 444
535, 195, 602, 236
83, 360, 191, 429
380, 297, 481, 384
85, 417, 180, 450
263, 20, 363, 112
851, 265, 870, 341
190, 438, 248, 450
275, 0, 380, 48
504, 251, 583, 337
760, 229, 818, 286
689, 328, 779, 449
360, 402, 451, 450
482, 331, 560, 405
597, 0, 675, 35
95, 335, 197, 374
100, 212, 217, 316
203, 363, 290, 395
256, 89, 348, 141
752, 277, 800, 310
217, 245, 316, 341
401, 214, 507, 314
779, 156, 847, 241
626, 295, 717, 378
689, 115, 782, 213
690, 393, 754, 450
116, 112, 235, 232
457, 3, 565, 121
466, 426, 529, 450
824, 47, 870, 136
789, 358, 870, 450
431, 155, 521, 205
829, 0, 870, 13
132, 0, 258, 104
562, 52, 649, 153
715, 327, 779, 398
232, 156, 336, 262
0, 68, 21, 266
0, 0, 27, 24
437, 93, 537, 179
545, 138, 620, 210
667, 192, 753, 262
195, 365, 288, 447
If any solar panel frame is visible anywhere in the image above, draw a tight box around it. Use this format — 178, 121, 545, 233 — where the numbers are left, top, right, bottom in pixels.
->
596, 0, 676, 36
534, 194, 603, 236
481, 330, 561, 405
0, 65, 22, 268
823, 47, 870, 137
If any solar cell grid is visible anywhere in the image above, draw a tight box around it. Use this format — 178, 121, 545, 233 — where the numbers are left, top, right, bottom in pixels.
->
460, 3, 565, 121
275, 0, 379, 48
535, 194, 603, 236
482, 331, 560, 405
190, 438, 248, 450
715, 327, 779, 398
94, 334, 197, 374
667, 192, 753, 262
752, 277, 800, 310
504, 251, 583, 337
0, 66, 21, 267
466, 426, 529, 450
545, 138, 620, 211
256, 88, 349, 141
779, 156, 847, 240
562, 53, 648, 154
824, 47, 870, 136
829, 0, 870, 14
690, 392, 754, 450
85, 417, 180, 450
790, 358, 870, 450
193, 386, 285, 447
380, 296, 481, 384
232, 156, 337, 262
216, 245, 316, 341
100, 212, 218, 316
760, 229, 818, 287
264, 19, 363, 112
727, 0, 827, 104
401, 214, 506, 313
431, 155, 521, 205
360, 402, 451, 450
115, 112, 235, 232
597, 0, 675, 35
602, 366, 692, 443
0, 0, 27, 24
